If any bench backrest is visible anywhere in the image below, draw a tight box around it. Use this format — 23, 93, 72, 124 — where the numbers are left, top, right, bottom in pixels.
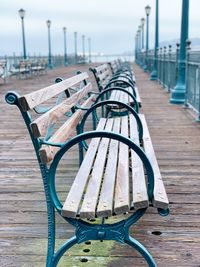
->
0, 60, 7, 76
89, 63, 112, 91
5, 72, 95, 164
108, 60, 120, 74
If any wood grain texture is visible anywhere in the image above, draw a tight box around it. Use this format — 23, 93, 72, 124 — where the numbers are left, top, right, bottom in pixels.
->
80, 119, 113, 218
114, 115, 130, 214
61, 118, 107, 218
129, 114, 149, 209
18, 72, 89, 111
97, 118, 120, 217
30, 82, 92, 137
39, 95, 95, 163
139, 114, 169, 209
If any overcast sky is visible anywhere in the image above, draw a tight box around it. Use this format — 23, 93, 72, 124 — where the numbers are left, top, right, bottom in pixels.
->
0, 0, 199, 56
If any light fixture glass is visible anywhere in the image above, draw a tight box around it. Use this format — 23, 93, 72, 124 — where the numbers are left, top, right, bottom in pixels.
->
18, 8, 25, 19
46, 20, 51, 27
145, 5, 151, 16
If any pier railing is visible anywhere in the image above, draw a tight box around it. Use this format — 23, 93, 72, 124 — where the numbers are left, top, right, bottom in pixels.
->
136, 48, 200, 120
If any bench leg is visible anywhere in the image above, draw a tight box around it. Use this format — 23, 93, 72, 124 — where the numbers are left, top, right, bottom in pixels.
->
49, 236, 78, 267
125, 235, 157, 267
40, 164, 56, 267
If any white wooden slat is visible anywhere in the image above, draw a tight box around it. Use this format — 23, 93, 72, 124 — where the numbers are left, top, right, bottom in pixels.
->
134, 86, 142, 106
61, 119, 107, 218
79, 119, 114, 218
139, 114, 169, 209
129, 114, 149, 209
39, 96, 95, 163
18, 72, 89, 111
97, 117, 121, 217
31, 83, 92, 138
114, 116, 130, 214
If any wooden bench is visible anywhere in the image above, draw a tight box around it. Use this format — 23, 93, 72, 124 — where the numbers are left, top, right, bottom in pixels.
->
0, 59, 7, 83
5, 71, 169, 267
9, 59, 47, 79
109, 59, 136, 82
90, 63, 142, 112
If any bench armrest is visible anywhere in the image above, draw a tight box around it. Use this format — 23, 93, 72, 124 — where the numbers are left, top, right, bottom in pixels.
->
79, 100, 143, 141
95, 87, 139, 113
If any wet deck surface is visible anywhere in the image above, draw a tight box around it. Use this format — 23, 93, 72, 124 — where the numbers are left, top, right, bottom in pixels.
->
0, 64, 200, 267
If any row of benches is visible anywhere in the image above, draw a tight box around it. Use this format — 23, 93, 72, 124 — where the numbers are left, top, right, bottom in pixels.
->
0, 59, 48, 82
0, 60, 7, 83
5, 60, 169, 267
9, 59, 48, 79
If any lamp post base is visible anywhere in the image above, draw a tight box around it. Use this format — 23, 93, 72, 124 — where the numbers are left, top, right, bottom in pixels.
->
150, 70, 157, 80
143, 65, 148, 72
170, 83, 186, 104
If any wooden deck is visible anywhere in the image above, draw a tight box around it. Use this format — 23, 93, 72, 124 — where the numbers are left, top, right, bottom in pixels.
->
0, 64, 200, 267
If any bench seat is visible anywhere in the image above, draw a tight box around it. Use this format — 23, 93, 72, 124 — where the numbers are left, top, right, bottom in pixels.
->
109, 86, 141, 108
61, 114, 168, 219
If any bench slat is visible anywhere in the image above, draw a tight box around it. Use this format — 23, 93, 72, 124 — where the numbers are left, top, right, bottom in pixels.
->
97, 71, 110, 83
114, 116, 130, 214
123, 89, 129, 105
109, 90, 117, 101
39, 96, 95, 163
61, 119, 107, 218
18, 72, 89, 111
114, 90, 121, 102
80, 119, 114, 218
139, 114, 169, 209
134, 86, 142, 106
129, 115, 149, 209
94, 63, 109, 74
31, 83, 93, 138
97, 118, 120, 217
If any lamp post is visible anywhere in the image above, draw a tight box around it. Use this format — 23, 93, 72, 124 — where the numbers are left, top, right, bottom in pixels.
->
82, 35, 85, 63
88, 37, 91, 63
74, 31, 77, 64
18, 8, 27, 60
144, 5, 151, 71
46, 20, 52, 69
138, 26, 142, 65
150, 0, 159, 80
141, 18, 145, 50
135, 34, 138, 63
170, 0, 190, 104
63, 27, 68, 66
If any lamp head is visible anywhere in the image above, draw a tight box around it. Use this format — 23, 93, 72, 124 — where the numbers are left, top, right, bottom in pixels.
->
18, 8, 25, 19
141, 18, 145, 26
46, 20, 51, 28
145, 5, 151, 16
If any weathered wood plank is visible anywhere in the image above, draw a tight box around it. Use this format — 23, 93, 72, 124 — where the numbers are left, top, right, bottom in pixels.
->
114, 116, 130, 214
39, 95, 95, 163
61, 118, 107, 218
80, 119, 114, 218
18, 72, 89, 111
129, 114, 149, 209
139, 114, 169, 209
97, 118, 120, 217
30, 82, 92, 137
